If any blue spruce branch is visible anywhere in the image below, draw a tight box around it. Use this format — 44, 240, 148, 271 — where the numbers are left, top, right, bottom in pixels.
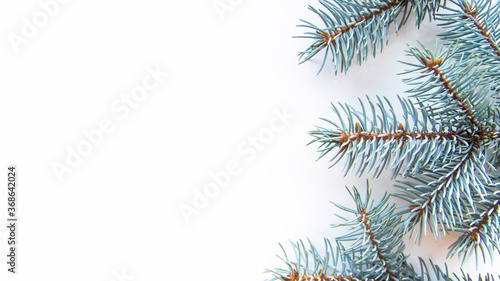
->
297, 0, 444, 74
267, 0, 500, 279
266, 186, 499, 280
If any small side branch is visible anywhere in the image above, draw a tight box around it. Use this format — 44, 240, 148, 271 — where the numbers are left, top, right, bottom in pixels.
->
408, 151, 474, 224
358, 209, 395, 280
461, 4, 500, 58
466, 196, 500, 243
420, 56, 484, 133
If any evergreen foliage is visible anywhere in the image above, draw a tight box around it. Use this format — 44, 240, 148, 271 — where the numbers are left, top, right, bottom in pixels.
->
268, 0, 500, 279
267, 186, 499, 280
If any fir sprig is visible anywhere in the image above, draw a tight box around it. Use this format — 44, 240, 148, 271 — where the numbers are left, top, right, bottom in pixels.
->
266, 186, 498, 281
438, 0, 500, 93
448, 180, 500, 264
309, 39, 500, 263
268, 0, 500, 279
309, 95, 466, 179
297, 0, 444, 74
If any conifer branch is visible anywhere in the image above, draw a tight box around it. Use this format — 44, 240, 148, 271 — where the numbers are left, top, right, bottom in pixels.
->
448, 181, 500, 263
336, 128, 457, 145
278, 0, 500, 278
458, 2, 500, 58
266, 186, 499, 281
399, 149, 478, 240
438, 0, 500, 94
310, 96, 469, 178
282, 269, 363, 281
314, 0, 405, 49
297, 0, 409, 73
418, 55, 483, 132
402, 43, 494, 131
465, 197, 500, 242
357, 209, 395, 280
331, 187, 407, 280
297, 0, 444, 73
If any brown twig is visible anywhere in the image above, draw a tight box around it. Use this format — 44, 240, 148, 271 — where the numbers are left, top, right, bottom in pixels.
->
316, 0, 406, 48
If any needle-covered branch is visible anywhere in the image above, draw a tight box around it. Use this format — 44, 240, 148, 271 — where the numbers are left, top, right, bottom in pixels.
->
309, 96, 468, 178
401, 43, 494, 133
448, 179, 500, 265
297, 0, 444, 74
266, 186, 499, 281
282, 0, 500, 277
438, 0, 500, 93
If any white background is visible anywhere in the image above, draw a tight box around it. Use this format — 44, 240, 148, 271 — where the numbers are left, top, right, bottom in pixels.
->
0, 0, 499, 280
